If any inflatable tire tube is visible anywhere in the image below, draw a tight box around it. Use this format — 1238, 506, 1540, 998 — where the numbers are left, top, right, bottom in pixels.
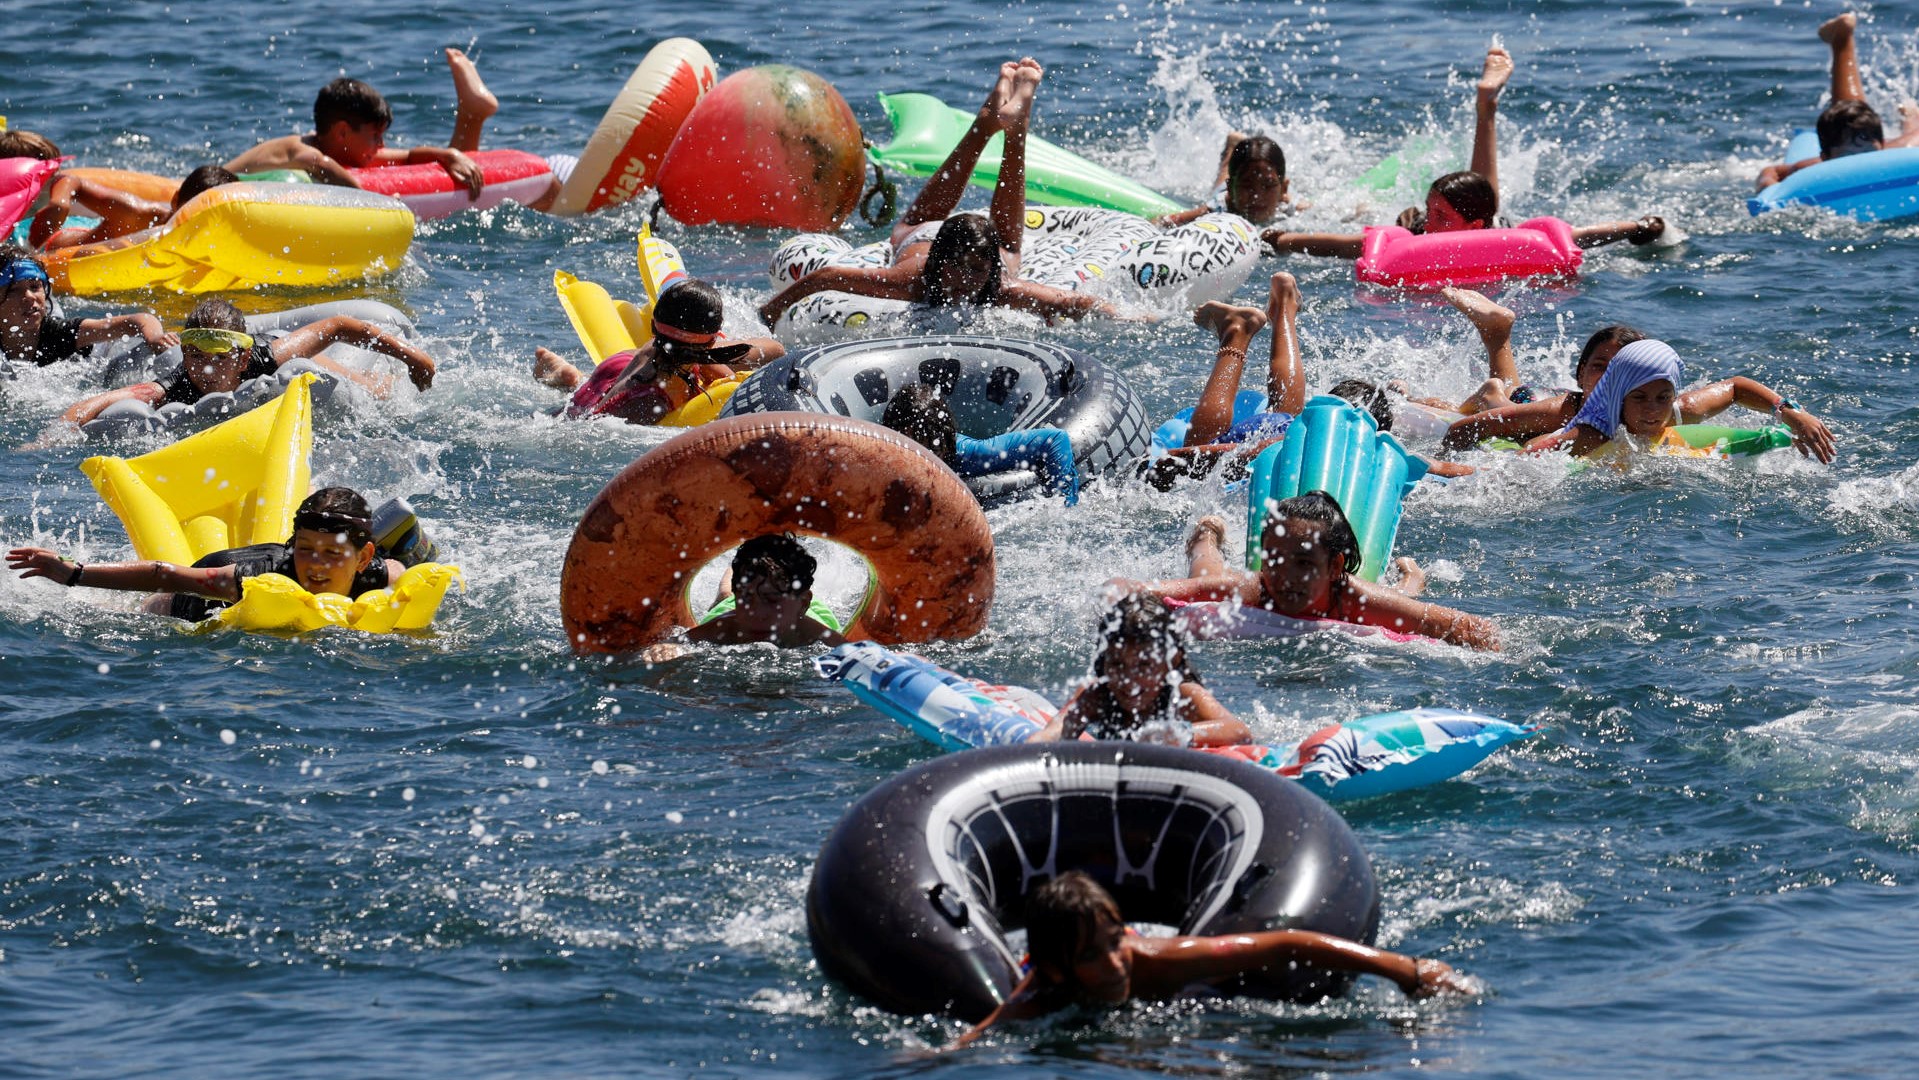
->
81, 358, 344, 440
560, 413, 994, 654
806, 741, 1382, 1021
553, 38, 719, 216
97, 299, 419, 388
718, 336, 1150, 504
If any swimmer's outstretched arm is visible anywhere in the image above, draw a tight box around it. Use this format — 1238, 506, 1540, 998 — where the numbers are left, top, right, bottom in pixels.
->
999, 281, 1136, 322
1131, 929, 1475, 1000
1259, 229, 1364, 259
74, 313, 176, 354
1180, 684, 1252, 746
7, 547, 240, 601
1571, 216, 1666, 249
273, 315, 438, 391
1677, 377, 1836, 462
30, 175, 171, 249
1442, 397, 1575, 450
1347, 578, 1501, 651
757, 265, 919, 326
1524, 423, 1609, 459
945, 971, 1053, 1050
56, 382, 166, 429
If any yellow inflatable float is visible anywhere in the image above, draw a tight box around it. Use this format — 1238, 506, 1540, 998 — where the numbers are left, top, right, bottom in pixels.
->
79, 374, 460, 633
553, 223, 745, 427
203, 563, 462, 635
45, 181, 414, 295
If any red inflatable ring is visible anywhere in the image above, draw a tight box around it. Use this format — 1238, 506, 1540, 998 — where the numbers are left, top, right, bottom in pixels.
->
560, 413, 996, 654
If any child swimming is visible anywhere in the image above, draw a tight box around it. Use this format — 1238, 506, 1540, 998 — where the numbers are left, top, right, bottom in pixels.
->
1755, 13, 1919, 191
532, 279, 784, 425
1145, 273, 1476, 485
880, 383, 1080, 506
28, 165, 237, 251
758, 59, 1130, 327
225, 50, 538, 205
8, 487, 403, 621
949, 870, 1473, 1048
1522, 339, 1837, 462
0, 247, 174, 367
1261, 45, 1666, 258
1441, 323, 1644, 449
1026, 593, 1252, 747
1116, 492, 1501, 651
684, 534, 846, 649
1154, 133, 1298, 227
54, 298, 438, 431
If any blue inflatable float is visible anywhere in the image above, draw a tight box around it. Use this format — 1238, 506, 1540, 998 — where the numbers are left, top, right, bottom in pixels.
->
1246, 395, 1427, 582
814, 641, 1537, 801
1748, 128, 1919, 222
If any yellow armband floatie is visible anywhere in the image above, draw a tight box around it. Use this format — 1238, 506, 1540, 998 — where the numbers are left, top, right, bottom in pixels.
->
204, 563, 463, 635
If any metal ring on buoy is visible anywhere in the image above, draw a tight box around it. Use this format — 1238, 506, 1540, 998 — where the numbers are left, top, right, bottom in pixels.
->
859, 160, 898, 227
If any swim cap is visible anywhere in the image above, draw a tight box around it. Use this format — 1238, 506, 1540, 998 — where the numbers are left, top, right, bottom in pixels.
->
1566, 339, 1684, 437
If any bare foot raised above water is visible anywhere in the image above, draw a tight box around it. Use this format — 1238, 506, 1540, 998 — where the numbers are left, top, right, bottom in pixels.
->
1477, 46, 1514, 105
1266, 270, 1299, 324
1818, 12, 1857, 46
1194, 299, 1268, 345
446, 48, 498, 121
1440, 286, 1515, 337
999, 58, 1043, 134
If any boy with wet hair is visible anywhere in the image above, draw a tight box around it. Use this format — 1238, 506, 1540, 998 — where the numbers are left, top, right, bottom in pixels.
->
226, 48, 505, 201
0, 129, 62, 160
1756, 13, 1919, 190
950, 870, 1474, 1048
685, 533, 846, 648
8, 487, 404, 621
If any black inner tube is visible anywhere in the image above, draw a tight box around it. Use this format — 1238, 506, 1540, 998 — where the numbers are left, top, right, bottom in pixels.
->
807, 743, 1380, 1021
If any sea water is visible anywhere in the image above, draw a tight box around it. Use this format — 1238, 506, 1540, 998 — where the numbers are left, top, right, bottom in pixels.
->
4, 1, 1919, 1075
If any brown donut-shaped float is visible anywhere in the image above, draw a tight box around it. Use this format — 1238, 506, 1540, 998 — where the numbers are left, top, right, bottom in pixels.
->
561, 412, 995, 654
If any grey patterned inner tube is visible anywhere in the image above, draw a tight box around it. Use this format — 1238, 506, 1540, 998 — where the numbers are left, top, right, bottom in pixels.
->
719, 336, 1149, 505
805, 742, 1381, 1021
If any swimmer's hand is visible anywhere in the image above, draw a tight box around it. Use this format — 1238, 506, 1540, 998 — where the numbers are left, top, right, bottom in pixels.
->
7, 547, 79, 584
1779, 406, 1837, 464
406, 355, 436, 391
1401, 957, 1478, 1000
145, 327, 180, 352
422, 147, 485, 200
1391, 557, 1427, 597
1628, 216, 1667, 246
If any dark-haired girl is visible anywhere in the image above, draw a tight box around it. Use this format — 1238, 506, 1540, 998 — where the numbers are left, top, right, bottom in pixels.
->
1261, 46, 1664, 259
757, 59, 1126, 327
1027, 593, 1251, 747
1118, 492, 1501, 651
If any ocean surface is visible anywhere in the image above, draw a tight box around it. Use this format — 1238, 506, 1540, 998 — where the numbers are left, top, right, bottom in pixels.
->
5, 1, 1919, 1075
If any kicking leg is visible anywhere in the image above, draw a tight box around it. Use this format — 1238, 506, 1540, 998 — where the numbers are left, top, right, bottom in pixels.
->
1265, 271, 1306, 415
1821, 13, 1865, 104
1186, 516, 1231, 578
1471, 45, 1513, 205
1441, 286, 1517, 388
1185, 300, 1269, 447
892, 62, 1015, 246
446, 47, 499, 152
987, 58, 1042, 268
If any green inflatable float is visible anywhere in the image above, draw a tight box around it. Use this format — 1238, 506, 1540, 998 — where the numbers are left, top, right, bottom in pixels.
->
868, 92, 1184, 218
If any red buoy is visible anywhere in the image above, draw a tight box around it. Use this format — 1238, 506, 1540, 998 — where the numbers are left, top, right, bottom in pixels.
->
655, 65, 865, 231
